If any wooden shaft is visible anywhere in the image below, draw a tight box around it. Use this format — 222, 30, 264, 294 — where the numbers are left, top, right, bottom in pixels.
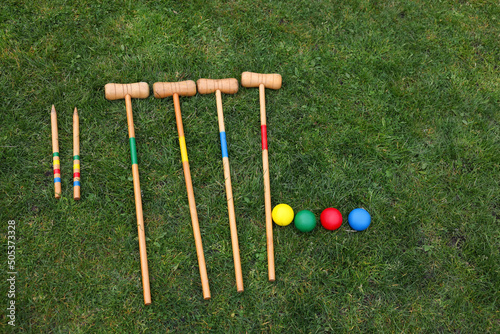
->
73, 107, 81, 200
216, 90, 244, 292
51, 105, 61, 199
173, 93, 211, 300
259, 84, 275, 282
125, 95, 151, 305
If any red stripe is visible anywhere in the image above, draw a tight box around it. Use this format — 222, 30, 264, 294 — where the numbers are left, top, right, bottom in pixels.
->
53, 169, 61, 174
261, 125, 268, 150
74, 172, 80, 178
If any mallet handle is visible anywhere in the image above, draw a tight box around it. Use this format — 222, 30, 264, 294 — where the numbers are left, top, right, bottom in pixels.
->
241, 72, 282, 90
125, 95, 151, 305
259, 84, 275, 282
153, 81, 197, 98
51, 105, 61, 199
197, 78, 238, 95
105, 82, 149, 100
173, 93, 211, 300
73, 107, 81, 200
215, 89, 244, 292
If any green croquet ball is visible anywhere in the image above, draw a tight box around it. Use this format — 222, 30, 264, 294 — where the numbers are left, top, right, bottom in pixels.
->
294, 210, 316, 232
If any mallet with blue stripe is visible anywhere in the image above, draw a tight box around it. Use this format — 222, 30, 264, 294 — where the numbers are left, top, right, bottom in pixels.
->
197, 78, 243, 293
153, 80, 211, 300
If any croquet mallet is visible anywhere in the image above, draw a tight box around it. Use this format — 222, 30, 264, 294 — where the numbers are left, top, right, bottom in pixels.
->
197, 78, 243, 292
241, 71, 282, 282
104, 82, 151, 305
153, 80, 211, 300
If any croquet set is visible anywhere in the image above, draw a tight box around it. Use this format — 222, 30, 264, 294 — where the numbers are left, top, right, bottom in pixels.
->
49, 71, 370, 305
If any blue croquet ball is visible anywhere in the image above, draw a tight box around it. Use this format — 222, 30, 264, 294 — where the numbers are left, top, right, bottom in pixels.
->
348, 208, 371, 231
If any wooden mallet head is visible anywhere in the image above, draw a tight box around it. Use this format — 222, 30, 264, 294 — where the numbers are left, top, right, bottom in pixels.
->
241, 72, 282, 90
196, 78, 239, 95
153, 80, 197, 98
104, 82, 149, 100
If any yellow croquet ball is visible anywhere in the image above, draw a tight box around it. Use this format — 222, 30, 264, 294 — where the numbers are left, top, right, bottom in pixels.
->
272, 204, 294, 226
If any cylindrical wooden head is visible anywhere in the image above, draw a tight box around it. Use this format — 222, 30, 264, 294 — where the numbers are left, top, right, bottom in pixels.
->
197, 78, 239, 95
241, 72, 282, 90
153, 80, 197, 98
104, 82, 149, 100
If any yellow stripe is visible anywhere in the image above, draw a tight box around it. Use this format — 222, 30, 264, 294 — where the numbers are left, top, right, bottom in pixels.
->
53, 158, 60, 163
179, 136, 188, 162
73, 164, 80, 169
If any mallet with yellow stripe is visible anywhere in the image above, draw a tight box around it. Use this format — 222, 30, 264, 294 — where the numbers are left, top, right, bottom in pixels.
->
197, 78, 243, 293
104, 82, 151, 305
153, 80, 210, 300
241, 71, 282, 282
73, 107, 81, 200
50, 105, 61, 199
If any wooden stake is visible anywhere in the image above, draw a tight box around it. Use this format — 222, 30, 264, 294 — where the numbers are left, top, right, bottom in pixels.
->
51, 105, 61, 199
73, 107, 81, 200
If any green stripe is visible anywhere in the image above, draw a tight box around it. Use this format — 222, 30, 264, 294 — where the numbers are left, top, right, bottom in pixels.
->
129, 138, 138, 165
53, 152, 59, 157
73, 155, 80, 160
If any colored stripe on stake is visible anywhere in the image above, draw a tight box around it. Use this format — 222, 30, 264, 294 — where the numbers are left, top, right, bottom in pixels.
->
74, 181, 81, 186
179, 136, 188, 162
53, 153, 61, 183
129, 138, 138, 165
219, 132, 228, 158
261, 125, 268, 150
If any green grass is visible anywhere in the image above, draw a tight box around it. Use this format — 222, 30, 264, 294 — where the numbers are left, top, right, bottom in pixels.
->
1, 0, 499, 332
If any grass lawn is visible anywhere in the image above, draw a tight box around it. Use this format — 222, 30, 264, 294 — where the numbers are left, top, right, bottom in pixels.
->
1, 0, 499, 332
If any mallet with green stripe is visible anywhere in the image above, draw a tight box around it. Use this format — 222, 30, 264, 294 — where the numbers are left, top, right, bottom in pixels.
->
105, 82, 152, 305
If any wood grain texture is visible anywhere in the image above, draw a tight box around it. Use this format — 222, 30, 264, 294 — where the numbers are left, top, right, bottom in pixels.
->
241, 72, 282, 90
153, 80, 196, 98
104, 82, 149, 100
197, 78, 238, 95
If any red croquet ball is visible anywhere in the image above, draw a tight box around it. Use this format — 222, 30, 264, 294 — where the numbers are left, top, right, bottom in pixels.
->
320, 208, 343, 230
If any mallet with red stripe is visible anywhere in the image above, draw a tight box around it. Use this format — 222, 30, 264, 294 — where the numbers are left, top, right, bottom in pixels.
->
241, 71, 282, 282
197, 78, 243, 292
104, 82, 151, 305
153, 80, 211, 300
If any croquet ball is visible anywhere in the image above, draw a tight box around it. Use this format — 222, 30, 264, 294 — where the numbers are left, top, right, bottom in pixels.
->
272, 204, 294, 226
294, 210, 316, 232
320, 208, 342, 230
348, 208, 371, 231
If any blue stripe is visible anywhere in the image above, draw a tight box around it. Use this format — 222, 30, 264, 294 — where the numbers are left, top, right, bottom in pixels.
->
219, 132, 228, 158
54, 178, 61, 183
73, 181, 81, 186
